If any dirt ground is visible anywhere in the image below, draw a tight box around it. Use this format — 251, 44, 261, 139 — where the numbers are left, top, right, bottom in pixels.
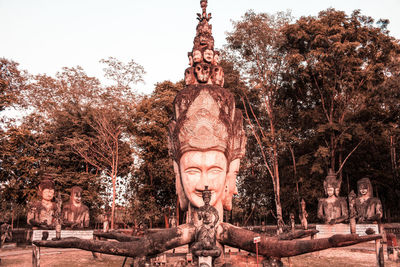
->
0, 244, 398, 267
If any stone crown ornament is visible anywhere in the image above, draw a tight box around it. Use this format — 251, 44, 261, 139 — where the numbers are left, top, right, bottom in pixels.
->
168, 85, 245, 163
184, 0, 224, 87
169, 0, 246, 165
323, 169, 340, 192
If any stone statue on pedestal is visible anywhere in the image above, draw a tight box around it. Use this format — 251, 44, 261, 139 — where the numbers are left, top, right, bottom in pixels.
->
27, 179, 57, 229
191, 186, 221, 259
299, 199, 308, 230
355, 178, 383, 223
62, 186, 90, 229
317, 169, 348, 224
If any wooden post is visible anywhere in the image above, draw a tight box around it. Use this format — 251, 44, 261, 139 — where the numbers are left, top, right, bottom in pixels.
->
375, 239, 384, 267
256, 243, 259, 265
375, 222, 384, 267
32, 244, 40, 267
254, 236, 260, 266
350, 218, 356, 234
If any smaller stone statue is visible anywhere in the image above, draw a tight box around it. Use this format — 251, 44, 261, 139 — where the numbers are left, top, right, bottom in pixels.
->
27, 179, 57, 229
290, 212, 295, 233
191, 186, 221, 261
299, 199, 308, 230
348, 190, 357, 233
62, 186, 90, 229
169, 212, 177, 228
317, 169, 348, 224
355, 178, 383, 223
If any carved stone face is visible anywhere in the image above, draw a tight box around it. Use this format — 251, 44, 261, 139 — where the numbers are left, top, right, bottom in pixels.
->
359, 183, 368, 196
326, 187, 335, 197
179, 150, 227, 210
188, 55, 193, 66
203, 49, 214, 63
223, 159, 240, 211
213, 54, 220, 65
185, 67, 198, 85
334, 188, 339, 196
211, 66, 224, 87
193, 50, 203, 63
42, 189, 54, 202
73, 191, 82, 206
195, 63, 211, 83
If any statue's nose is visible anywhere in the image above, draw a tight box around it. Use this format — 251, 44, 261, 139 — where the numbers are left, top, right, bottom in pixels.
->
195, 172, 211, 191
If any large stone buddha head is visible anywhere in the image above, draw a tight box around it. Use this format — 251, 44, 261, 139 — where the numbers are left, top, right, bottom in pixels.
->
169, 85, 246, 221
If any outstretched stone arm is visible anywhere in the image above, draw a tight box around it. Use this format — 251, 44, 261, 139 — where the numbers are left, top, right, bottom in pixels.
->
33, 224, 196, 258
218, 222, 382, 258
277, 229, 318, 240
93, 228, 178, 242
93, 231, 143, 242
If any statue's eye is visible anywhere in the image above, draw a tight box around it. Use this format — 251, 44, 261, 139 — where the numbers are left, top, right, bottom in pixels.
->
209, 168, 222, 175
185, 168, 201, 175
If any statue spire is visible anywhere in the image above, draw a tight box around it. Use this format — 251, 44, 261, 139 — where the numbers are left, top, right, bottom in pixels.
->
198, 0, 211, 22
185, 0, 224, 87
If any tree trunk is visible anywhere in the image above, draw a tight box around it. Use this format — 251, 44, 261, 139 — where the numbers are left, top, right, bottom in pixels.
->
271, 124, 283, 233
111, 174, 116, 230
330, 132, 335, 171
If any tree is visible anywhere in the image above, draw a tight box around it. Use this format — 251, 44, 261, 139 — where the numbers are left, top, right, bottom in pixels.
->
225, 10, 293, 231
4, 60, 141, 228
100, 57, 145, 90
0, 58, 27, 111
280, 8, 399, 182
128, 81, 182, 227
68, 108, 133, 229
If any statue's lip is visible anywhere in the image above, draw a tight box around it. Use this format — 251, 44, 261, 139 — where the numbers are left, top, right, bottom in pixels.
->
195, 191, 213, 197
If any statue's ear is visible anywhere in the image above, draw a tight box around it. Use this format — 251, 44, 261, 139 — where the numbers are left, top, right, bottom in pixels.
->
173, 161, 188, 211
222, 158, 240, 211
38, 185, 43, 195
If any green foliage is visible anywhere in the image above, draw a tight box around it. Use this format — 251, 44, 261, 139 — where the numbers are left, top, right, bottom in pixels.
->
0, 58, 27, 111
224, 8, 400, 224
277, 8, 400, 221
128, 81, 183, 227
0, 59, 141, 226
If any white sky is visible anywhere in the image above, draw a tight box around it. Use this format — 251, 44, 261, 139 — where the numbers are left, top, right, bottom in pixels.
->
1, 0, 399, 94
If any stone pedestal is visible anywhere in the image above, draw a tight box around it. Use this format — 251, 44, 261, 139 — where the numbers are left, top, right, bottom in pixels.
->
316, 223, 379, 239
198, 256, 212, 267
32, 229, 94, 241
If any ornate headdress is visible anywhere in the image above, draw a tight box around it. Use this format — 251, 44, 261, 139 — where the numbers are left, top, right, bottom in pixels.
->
169, 0, 246, 164
39, 179, 55, 191
323, 169, 339, 194
38, 172, 56, 191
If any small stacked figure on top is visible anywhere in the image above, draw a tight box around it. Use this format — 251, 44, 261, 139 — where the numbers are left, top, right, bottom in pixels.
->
185, 0, 224, 87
